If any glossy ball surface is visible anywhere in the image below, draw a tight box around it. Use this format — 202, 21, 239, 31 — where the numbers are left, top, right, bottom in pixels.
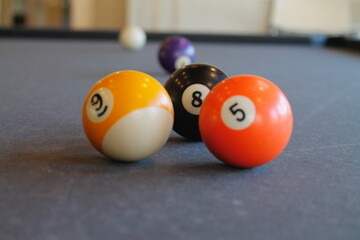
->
165, 63, 228, 140
158, 36, 195, 73
199, 75, 293, 168
119, 26, 146, 51
82, 71, 174, 162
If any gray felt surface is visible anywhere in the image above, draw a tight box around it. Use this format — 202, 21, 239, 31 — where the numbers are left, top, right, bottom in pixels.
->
1, 37, 360, 240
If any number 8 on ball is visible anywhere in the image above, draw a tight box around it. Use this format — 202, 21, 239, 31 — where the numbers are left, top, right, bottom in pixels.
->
165, 63, 228, 141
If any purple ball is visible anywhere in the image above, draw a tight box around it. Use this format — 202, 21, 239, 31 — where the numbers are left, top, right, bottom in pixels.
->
158, 36, 195, 73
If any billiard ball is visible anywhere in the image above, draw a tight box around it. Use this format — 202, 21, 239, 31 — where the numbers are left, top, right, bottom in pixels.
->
119, 26, 146, 51
158, 36, 195, 73
165, 63, 228, 141
82, 71, 174, 162
199, 75, 293, 168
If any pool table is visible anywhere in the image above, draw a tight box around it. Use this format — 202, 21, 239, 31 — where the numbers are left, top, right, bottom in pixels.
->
1, 28, 359, 240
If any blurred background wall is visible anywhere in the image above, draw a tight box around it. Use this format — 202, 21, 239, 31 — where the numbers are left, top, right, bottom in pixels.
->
0, 0, 359, 36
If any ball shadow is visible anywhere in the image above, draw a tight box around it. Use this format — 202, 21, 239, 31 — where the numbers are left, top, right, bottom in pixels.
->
4, 136, 271, 178
171, 161, 255, 173
166, 135, 204, 145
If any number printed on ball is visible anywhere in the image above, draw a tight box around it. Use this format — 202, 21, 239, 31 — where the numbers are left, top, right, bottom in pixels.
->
221, 95, 255, 130
181, 84, 210, 115
86, 88, 114, 122
175, 56, 192, 70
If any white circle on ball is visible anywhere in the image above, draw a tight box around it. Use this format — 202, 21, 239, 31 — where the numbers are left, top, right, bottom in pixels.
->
221, 95, 256, 130
119, 26, 146, 51
182, 84, 210, 115
86, 88, 114, 123
175, 56, 191, 70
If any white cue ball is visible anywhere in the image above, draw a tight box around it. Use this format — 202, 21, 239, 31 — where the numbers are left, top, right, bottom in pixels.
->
119, 26, 147, 51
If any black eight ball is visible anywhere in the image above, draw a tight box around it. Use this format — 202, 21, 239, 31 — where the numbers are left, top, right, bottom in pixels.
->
164, 63, 228, 141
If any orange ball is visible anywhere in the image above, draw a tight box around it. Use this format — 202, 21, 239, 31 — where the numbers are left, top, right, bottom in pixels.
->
199, 75, 293, 168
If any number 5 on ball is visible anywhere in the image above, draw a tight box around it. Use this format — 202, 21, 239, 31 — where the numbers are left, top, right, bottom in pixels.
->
199, 75, 293, 168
